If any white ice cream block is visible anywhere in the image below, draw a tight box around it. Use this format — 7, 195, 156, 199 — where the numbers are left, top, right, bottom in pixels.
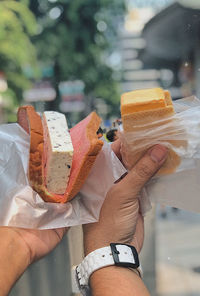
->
43, 111, 74, 194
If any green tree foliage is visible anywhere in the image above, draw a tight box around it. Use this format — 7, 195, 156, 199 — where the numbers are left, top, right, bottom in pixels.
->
30, 0, 126, 118
0, 0, 37, 121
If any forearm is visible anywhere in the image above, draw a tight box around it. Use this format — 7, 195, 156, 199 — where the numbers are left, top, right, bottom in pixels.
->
0, 228, 30, 296
90, 266, 150, 296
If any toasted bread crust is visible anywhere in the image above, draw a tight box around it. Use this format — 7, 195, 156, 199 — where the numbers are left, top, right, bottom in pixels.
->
17, 106, 44, 187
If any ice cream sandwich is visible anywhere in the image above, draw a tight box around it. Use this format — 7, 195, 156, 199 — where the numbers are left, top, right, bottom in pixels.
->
121, 87, 181, 175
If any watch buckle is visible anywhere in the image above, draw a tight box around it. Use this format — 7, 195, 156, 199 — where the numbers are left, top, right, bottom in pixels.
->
110, 243, 139, 269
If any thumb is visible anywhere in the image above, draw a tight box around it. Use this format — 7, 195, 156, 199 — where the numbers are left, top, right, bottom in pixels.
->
116, 145, 168, 195
111, 139, 122, 161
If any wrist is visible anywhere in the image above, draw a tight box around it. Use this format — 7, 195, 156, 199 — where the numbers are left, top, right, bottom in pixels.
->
83, 224, 124, 256
75, 243, 142, 296
84, 237, 108, 256
75, 244, 149, 296
0, 227, 31, 295
84, 234, 134, 257
0, 227, 31, 265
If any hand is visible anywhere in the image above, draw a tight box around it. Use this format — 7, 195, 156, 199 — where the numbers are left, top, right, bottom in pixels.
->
1, 226, 68, 263
0, 226, 68, 296
83, 144, 168, 255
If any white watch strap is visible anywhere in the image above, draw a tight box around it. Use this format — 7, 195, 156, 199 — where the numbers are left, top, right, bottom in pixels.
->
76, 244, 139, 287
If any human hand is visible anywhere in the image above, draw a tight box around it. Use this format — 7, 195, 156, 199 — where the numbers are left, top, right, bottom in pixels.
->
83, 144, 168, 255
0, 226, 68, 296
1, 226, 68, 264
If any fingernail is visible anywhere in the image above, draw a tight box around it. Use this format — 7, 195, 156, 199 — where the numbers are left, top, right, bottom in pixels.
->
149, 145, 168, 163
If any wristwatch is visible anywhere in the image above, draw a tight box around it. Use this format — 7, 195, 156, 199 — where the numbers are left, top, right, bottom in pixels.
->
72, 243, 142, 296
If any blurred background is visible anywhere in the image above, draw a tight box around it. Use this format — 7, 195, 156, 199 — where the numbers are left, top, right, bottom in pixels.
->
1, 0, 200, 295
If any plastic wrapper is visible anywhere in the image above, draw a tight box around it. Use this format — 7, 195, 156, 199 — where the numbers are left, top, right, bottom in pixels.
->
146, 160, 200, 213
119, 96, 200, 213
119, 97, 200, 172
0, 123, 126, 229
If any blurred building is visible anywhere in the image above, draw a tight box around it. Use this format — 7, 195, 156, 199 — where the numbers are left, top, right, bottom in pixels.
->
140, 0, 200, 99
120, 7, 158, 93
121, 0, 200, 100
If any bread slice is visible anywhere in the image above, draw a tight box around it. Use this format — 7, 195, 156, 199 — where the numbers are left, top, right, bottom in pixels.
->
65, 112, 103, 200
17, 106, 103, 203
17, 105, 44, 188
121, 88, 181, 175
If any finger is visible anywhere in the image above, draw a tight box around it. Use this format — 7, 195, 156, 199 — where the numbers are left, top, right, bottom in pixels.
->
111, 139, 122, 161
116, 145, 168, 195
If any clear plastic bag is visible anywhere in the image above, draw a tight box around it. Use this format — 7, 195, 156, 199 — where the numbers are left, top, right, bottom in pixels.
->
119, 96, 200, 213
119, 97, 200, 173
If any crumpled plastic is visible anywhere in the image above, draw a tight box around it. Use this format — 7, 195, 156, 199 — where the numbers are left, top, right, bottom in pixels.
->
119, 97, 200, 173
0, 123, 126, 229
119, 96, 200, 213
